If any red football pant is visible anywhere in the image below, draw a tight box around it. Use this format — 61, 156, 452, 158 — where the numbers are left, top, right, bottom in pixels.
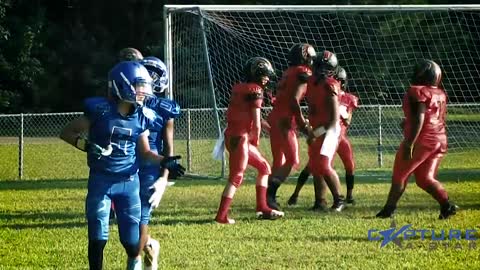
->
392, 141, 447, 190
226, 134, 271, 188
269, 125, 299, 170
308, 135, 339, 177
337, 135, 355, 175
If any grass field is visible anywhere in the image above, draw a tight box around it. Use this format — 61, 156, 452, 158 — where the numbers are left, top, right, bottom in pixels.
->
1, 135, 480, 269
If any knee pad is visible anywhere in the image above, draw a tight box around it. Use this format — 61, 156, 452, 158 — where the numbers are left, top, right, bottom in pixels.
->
317, 155, 334, 176
258, 160, 271, 175
229, 173, 244, 188
415, 177, 436, 190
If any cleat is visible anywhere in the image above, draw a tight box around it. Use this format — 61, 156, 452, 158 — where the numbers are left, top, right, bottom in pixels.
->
215, 217, 235, 224
310, 201, 329, 212
376, 206, 396, 218
256, 209, 285, 220
439, 202, 458, 220
287, 195, 298, 206
267, 195, 281, 210
331, 198, 346, 212
346, 197, 355, 205
144, 238, 160, 270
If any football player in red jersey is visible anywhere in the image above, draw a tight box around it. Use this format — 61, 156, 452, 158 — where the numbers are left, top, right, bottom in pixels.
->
266, 43, 316, 210
305, 51, 346, 212
376, 60, 457, 219
335, 67, 359, 204
215, 57, 285, 224
288, 66, 358, 207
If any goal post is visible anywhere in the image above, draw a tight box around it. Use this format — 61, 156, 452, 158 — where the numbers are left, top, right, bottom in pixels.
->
165, 5, 480, 178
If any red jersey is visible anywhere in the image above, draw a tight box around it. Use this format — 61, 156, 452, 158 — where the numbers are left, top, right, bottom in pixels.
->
306, 76, 341, 128
225, 82, 263, 136
402, 85, 447, 145
339, 92, 359, 135
268, 65, 312, 126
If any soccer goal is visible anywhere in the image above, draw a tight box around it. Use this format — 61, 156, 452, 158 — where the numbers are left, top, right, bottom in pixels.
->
164, 5, 480, 178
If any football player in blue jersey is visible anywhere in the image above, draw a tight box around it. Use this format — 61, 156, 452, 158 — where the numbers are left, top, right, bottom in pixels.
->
136, 56, 184, 270
60, 61, 183, 270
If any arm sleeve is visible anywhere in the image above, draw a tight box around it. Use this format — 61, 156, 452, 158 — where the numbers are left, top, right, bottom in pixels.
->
245, 86, 263, 108
296, 66, 312, 83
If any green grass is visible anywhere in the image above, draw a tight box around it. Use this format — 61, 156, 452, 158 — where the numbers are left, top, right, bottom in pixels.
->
1, 137, 479, 269
1, 138, 479, 180
1, 177, 480, 269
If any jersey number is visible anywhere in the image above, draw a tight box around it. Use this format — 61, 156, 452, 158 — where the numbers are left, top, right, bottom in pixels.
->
110, 126, 133, 155
431, 96, 446, 124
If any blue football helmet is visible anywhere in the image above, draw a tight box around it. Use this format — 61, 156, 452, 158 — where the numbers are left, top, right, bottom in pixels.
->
140, 56, 168, 95
108, 61, 153, 105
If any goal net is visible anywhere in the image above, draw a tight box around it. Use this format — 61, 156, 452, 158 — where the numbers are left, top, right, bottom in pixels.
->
165, 5, 480, 178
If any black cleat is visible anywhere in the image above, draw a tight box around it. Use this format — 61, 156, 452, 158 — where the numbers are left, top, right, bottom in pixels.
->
439, 202, 458, 220
256, 209, 285, 220
267, 195, 281, 210
310, 201, 329, 212
376, 206, 395, 218
331, 198, 346, 212
346, 197, 355, 205
287, 195, 298, 206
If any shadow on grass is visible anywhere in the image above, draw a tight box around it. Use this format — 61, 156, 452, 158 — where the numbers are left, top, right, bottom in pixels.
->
0, 221, 86, 230
153, 218, 216, 226
0, 210, 87, 230
0, 178, 225, 191
240, 234, 371, 243
0, 211, 84, 221
1, 167, 479, 191
0, 178, 87, 190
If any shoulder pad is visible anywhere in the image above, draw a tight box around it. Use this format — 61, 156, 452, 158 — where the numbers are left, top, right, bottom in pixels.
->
297, 72, 311, 83
409, 86, 431, 103
245, 84, 263, 101
351, 94, 359, 108
83, 97, 111, 120
145, 97, 181, 119
326, 78, 340, 96
296, 65, 312, 75
141, 106, 158, 121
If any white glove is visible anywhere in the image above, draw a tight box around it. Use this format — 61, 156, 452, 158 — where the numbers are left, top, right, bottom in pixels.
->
148, 176, 168, 209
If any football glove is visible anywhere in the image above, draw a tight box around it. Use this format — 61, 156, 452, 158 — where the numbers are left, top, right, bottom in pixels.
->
75, 137, 113, 158
160, 155, 185, 178
148, 176, 168, 209
167, 160, 186, 180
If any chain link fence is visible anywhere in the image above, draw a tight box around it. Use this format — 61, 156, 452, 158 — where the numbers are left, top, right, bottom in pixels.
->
0, 104, 479, 180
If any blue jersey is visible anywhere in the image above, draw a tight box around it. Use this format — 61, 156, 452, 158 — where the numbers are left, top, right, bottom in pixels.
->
84, 97, 164, 177
139, 97, 181, 169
